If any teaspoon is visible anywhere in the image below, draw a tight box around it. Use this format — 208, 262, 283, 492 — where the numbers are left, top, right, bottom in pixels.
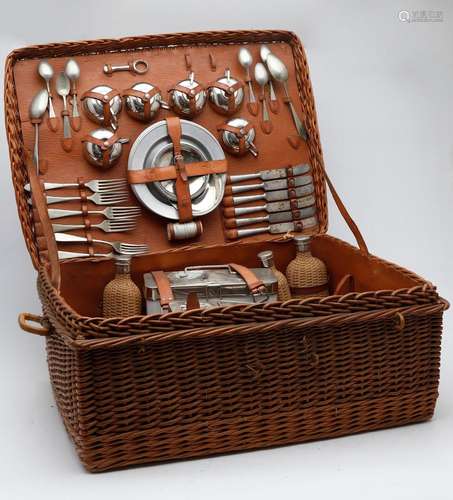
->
254, 63, 272, 134
259, 45, 279, 113
56, 72, 72, 152
64, 59, 81, 131
38, 60, 58, 131
266, 53, 308, 140
238, 47, 258, 116
29, 89, 49, 172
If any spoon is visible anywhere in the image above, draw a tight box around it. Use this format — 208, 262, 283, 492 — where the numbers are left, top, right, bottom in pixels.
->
238, 47, 258, 116
37, 60, 58, 132
266, 53, 308, 140
29, 89, 49, 172
64, 59, 81, 131
56, 72, 72, 152
254, 63, 273, 134
259, 45, 279, 113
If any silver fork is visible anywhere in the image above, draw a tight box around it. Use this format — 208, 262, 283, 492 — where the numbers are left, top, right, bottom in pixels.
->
24, 178, 127, 193
52, 219, 137, 233
47, 206, 141, 220
44, 191, 128, 205
55, 233, 149, 255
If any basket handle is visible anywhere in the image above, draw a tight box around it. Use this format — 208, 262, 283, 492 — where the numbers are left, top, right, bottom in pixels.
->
18, 312, 50, 336
324, 171, 369, 256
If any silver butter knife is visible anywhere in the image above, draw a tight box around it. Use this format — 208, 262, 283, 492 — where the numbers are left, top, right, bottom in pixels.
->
228, 163, 310, 183
226, 174, 312, 195
225, 216, 318, 240
225, 205, 316, 228
224, 194, 316, 217
223, 183, 314, 207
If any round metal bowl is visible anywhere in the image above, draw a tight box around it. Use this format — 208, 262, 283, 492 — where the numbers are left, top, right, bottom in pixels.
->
128, 120, 226, 220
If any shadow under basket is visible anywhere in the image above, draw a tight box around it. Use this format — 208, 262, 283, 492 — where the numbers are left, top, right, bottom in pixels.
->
32, 234, 446, 471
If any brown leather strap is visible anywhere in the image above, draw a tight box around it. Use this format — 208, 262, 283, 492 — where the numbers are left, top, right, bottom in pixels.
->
229, 263, 265, 294
166, 117, 193, 223
25, 151, 60, 290
152, 271, 174, 311
324, 172, 369, 255
128, 159, 227, 184
81, 89, 120, 127
122, 87, 160, 121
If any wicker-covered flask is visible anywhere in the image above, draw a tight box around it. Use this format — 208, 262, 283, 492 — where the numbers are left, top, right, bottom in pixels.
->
286, 236, 329, 298
102, 255, 142, 317
258, 250, 291, 301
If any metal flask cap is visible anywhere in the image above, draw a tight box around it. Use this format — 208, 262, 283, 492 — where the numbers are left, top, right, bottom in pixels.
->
294, 235, 312, 252
258, 250, 274, 268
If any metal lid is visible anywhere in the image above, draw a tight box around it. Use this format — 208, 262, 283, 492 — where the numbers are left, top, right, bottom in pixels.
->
294, 235, 312, 252
257, 250, 274, 268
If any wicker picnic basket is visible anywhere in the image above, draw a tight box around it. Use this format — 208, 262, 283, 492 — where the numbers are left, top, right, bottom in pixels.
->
5, 29, 448, 472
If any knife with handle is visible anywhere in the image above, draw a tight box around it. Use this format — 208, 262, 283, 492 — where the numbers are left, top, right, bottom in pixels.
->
225, 216, 318, 240
223, 183, 314, 207
224, 174, 312, 195
224, 205, 316, 228
228, 163, 310, 184
223, 194, 316, 218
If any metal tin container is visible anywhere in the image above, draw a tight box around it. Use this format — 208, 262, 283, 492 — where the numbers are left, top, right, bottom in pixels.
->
82, 128, 129, 168
144, 265, 277, 313
208, 69, 244, 115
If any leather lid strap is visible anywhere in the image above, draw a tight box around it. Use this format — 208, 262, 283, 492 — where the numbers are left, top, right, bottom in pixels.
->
128, 159, 227, 184
169, 83, 204, 116
25, 152, 60, 290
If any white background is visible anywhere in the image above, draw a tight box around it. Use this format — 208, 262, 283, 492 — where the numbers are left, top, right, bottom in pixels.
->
1, 0, 452, 498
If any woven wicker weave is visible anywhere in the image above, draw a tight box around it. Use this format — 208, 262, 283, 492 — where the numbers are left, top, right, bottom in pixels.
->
5, 30, 448, 472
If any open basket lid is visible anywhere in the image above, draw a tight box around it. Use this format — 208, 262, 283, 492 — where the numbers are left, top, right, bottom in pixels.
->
4, 29, 366, 286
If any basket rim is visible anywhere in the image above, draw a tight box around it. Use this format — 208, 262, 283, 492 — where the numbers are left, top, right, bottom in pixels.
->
37, 235, 443, 342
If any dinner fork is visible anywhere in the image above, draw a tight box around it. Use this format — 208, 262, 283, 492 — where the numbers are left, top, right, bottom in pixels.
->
52, 219, 137, 233
47, 206, 141, 220
24, 178, 127, 193
55, 233, 149, 255
58, 251, 116, 260
44, 191, 128, 205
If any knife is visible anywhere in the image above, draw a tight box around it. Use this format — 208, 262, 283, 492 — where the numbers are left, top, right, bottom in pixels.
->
223, 194, 316, 218
223, 183, 314, 207
228, 163, 310, 183
224, 205, 316, 228
224, 174, 312, 195
225, 216, 318, 240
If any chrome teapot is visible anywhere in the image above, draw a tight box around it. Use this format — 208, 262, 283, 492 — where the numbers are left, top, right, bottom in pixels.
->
168, 71, 206, 118
208, 68, 244, 115
82, 128, 129, 168
81, 85, 122, 130
123, 82, 169, 122
218, 118, 258, 157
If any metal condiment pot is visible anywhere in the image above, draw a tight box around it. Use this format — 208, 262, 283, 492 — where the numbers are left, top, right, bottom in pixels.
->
81, 85, 122, 130
168, 71, 206, 117
218, 117, 258, 157
208, 69, 244, 115
82, 128, 129, 168
123, 82, 169, 122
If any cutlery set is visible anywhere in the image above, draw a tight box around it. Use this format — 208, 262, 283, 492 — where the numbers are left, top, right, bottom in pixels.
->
222, 163, 318, 239
26, 43, 314, 259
